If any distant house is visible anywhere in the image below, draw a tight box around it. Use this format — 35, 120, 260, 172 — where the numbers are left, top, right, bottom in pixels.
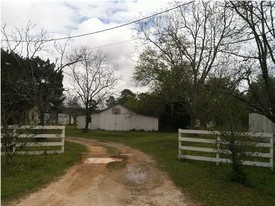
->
43, 113, 72, 125
58, 113, 71, 125
77, 104, 159, 131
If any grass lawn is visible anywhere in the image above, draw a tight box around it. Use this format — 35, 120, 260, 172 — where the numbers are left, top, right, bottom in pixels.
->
66, 126, 275, 206
1, 140, 87, 203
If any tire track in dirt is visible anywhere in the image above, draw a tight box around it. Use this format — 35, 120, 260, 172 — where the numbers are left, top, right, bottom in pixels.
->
10, 137, 200, 206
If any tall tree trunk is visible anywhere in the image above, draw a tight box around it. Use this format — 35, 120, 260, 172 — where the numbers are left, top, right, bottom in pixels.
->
69, 113, 72, 125
84, 104, 90, 132
39, 111, 45, 126
73, 112, 77, 125
190, 86, 198, 129
264, 74, 275, 123
170, 102, 175, 116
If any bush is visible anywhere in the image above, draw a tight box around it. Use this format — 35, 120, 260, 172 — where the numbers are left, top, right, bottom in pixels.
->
218, 129, 257, 184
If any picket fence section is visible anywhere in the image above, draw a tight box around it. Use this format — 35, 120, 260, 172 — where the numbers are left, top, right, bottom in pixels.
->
178, 129, 273, 170
1, 125, 65, 155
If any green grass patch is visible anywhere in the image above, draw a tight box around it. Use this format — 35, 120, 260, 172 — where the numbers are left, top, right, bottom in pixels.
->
1, 140, 87, 203
66, 126, 275, 206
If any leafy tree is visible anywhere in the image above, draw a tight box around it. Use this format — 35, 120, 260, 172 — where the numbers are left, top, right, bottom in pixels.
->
117, 89, 136, 105
105, 95, 116, 108
124, 92, 164, 118
23, 56, 64, 124
218, 130, 256, 184
120, 90, 189, 131
198, 77, 249, 128
134, 49, 191, 116
246, 76, 275, 118
1, 49, 32, 124
1, 49, 65, 125
136, 1, 236, 128
216, 99, 257, 184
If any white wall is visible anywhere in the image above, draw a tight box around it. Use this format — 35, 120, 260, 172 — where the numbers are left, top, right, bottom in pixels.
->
77, 105, 159, 131
91, 113, 100, 130
249, 113, 275, 133
132, 115, 159, 131
90, 105, 158, 131
76, 115, 92, 129
58, 114, 70, 125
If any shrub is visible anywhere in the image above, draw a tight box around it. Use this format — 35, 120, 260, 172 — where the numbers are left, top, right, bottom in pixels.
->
218, 129, 257, 184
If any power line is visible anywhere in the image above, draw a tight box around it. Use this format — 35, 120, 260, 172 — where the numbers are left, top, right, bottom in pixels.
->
2, 1, 193, 43
40, 38, 137, 58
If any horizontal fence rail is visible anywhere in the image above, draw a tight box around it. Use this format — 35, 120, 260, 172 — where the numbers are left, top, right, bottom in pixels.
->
178, 129, 273, 170
1, 125, 65, 155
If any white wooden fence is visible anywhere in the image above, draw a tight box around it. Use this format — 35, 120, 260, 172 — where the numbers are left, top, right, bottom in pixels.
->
1, 126, 65, 155
178, 129, 273, 170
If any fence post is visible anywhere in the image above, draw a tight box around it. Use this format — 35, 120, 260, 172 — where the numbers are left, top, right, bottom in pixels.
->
270, 134, 273, 171
178, 129, 182, 159
216, 135, 220, 165
61, 126, 65, 153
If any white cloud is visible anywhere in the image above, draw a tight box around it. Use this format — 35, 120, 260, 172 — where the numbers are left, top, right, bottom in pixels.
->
1, 0, 177, 94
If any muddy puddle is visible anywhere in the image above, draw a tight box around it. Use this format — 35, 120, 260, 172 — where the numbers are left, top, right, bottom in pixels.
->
126, 164, 149, 184
83, 157, 122, 164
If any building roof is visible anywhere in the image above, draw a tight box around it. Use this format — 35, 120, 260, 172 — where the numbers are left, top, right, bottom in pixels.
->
92, 104, 135, 114
92, 104, 157, 119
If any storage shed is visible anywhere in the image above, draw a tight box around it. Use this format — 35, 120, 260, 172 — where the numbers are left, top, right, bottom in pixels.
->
76, 115, 91, 129
58, 113, 70, 125
77, 104, 158, 131
249, 113, 275, 133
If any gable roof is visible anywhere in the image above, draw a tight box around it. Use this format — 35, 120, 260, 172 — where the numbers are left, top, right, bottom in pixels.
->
92, 104, 136, 115
92, 104, 158, 119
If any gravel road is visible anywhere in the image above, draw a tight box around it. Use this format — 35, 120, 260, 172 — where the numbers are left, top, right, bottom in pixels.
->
10, 137, 200, 206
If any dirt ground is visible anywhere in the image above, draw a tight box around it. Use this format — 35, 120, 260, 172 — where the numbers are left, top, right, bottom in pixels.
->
10, 137, 199, 206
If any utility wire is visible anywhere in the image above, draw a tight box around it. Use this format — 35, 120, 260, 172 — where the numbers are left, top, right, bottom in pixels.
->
40, 39, 137, 58
2, 1, 193, 43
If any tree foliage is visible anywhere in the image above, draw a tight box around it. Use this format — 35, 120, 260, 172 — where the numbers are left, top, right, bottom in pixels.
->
135, 0, 274, 127
135, 0, 236, 128
218, 130, 257, 184
246, 76, 275, 117
1, 49, 65, 125
105, 96, 116, 108
117, 89, 136, 105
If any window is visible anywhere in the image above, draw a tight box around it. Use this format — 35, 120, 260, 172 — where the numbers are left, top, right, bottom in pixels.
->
112, 108, 121, 114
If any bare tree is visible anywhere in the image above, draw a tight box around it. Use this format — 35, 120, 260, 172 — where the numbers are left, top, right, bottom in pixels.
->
69, 47, 117, 132
64, 93, 82, 125
227, 1, 275, 123
1, 21, 82, 71
136, 1, 236, 128
1, 21, 49, 59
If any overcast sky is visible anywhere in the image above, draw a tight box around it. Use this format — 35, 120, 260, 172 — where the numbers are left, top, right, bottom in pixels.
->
1, 0, 183, 95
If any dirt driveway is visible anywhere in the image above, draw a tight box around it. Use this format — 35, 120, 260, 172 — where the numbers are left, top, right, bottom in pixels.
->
12, 137, 198, 206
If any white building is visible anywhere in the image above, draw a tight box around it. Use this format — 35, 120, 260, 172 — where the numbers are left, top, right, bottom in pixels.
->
77, 104, 159, 131
58, 113, 71, 125
76, 116, 91, 129
249, 113, 275, 133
